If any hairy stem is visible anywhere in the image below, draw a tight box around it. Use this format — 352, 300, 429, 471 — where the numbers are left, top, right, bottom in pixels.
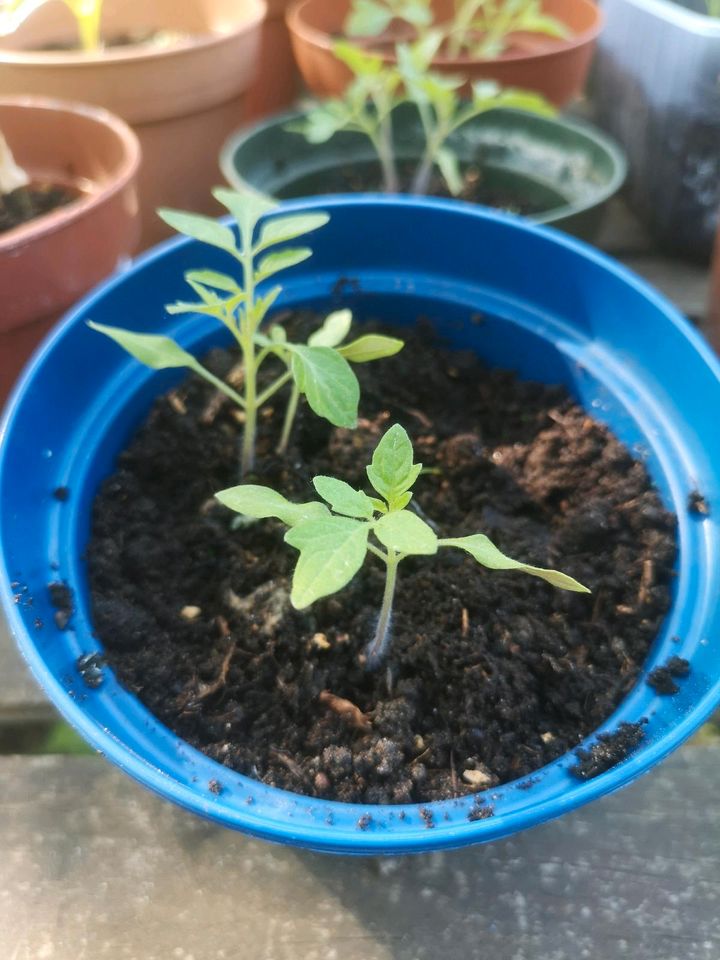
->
365, 549, 399, 669
277, 382, 300, 455
239, 242, 258, 478
375, 118, 399, 193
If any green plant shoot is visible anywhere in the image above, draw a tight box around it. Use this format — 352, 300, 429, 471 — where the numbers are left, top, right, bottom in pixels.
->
216, 424, 590, 668
89, 189, 403, 476
396, 33, 553, 193
345, 0, 570, 59
291, 36, 553, 196
0, 0, 105, 51
290, 42, 404, 192
705, 0, 720, 16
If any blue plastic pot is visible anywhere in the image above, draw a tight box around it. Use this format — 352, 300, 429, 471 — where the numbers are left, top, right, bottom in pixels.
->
2, 196, 719, 855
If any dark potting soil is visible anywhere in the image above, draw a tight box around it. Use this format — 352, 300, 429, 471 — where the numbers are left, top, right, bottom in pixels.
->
38, 29, 189, 52
295, 161, 546, 215
0, 182, 77, 235
86, 317, 678, 805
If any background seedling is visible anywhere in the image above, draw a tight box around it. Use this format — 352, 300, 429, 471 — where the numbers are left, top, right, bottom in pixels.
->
89, 190, 403, 475
345, 0, 570, 59
217, 424, 590, 668
292, 37, 552, 196
0, 0, 105, 51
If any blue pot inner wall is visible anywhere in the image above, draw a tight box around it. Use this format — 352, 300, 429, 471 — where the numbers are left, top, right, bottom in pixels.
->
1, 196, 719, 855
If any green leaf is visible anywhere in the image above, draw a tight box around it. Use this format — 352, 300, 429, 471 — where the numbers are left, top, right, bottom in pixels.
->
256, 247, 312, 281
345, 0, 394, 36
287, 104, 353, 144
184, 269, 242, 294
374, 510, 438, 555
211, 187, 277, 249
156, 208, 238, 255
257, 212, 330, 250
87, 322, 198, 371
313, 476, 375, 520
441, 535, 591, 593
215, 485, 329, 527
308, 309, 353, 348
366, 424, 422, 503
290, 346, 359, 429
333, 40, 385, 77
285, 516, 370, 608
436, 147, 464, 197
247, 285, 283, 327
338, 334, 404, 363
165, 300, 230, 318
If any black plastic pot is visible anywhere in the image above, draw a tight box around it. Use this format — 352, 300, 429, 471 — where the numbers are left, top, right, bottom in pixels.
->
221, 106, 627, 240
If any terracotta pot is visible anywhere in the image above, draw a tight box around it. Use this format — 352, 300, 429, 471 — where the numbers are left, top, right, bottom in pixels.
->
287, 0, 603, 107
245, 0, 301, 122
0, 96, 140, 405
0, 0, 267, 248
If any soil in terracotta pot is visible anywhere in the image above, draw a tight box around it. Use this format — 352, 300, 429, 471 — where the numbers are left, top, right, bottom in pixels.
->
38, 29, 190, 52
0, 182, 77, 234
85, 316, 677, 805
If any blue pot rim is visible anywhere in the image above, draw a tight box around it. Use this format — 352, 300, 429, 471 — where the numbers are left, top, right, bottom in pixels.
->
2, 194, 719, 854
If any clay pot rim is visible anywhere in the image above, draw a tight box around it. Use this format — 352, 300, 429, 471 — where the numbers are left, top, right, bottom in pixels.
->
0, 95, 140, 253
287, 0, 603, 66
0, 0, 267, 68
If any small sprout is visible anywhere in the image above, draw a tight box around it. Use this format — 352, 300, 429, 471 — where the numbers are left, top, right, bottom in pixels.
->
0, 0, 105, 51
706, 0, 720, 15
0, 129, 29, 196
291, 36, 553, 197
344, 0, 571, 59
89, 190, 403, 475
216, 424, 590, 668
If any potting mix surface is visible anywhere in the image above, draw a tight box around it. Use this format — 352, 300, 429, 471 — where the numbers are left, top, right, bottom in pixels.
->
86, 318, 677, 805
0, 183, 77, 235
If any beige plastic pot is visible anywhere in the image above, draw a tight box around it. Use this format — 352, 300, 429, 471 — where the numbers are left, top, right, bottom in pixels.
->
245, 0, 301, 122
0, 95, 140, 405
287, 0, 603, 107
0, 0, 266, 248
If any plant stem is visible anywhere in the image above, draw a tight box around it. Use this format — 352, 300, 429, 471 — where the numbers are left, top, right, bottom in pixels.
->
277, 382, 300, 455
239, 242, 258, 478
196, 366, 246, 409
365, 549, 399, 669
256, 369, 292, 408
375, 118, 399, 193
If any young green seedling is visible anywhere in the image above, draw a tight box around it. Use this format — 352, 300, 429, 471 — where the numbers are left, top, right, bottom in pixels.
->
396, 33, 553, 194
706, 0, 720, 16
346, 0, 432, 36
290, 42, 404, 192
292, 35, 552, 196
216, 424, 590, 668
444, 0, 570, 59
89, 189, 403, 475
344, 0, 569, 59
0, 0, 105, 51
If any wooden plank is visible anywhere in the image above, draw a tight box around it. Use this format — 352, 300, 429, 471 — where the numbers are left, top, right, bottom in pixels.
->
1, 748, 719, 960
0, 613, 54, 723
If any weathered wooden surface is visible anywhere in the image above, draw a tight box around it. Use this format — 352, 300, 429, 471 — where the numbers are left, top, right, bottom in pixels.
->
2, 749, 719, 960
0, 614, 55, 722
